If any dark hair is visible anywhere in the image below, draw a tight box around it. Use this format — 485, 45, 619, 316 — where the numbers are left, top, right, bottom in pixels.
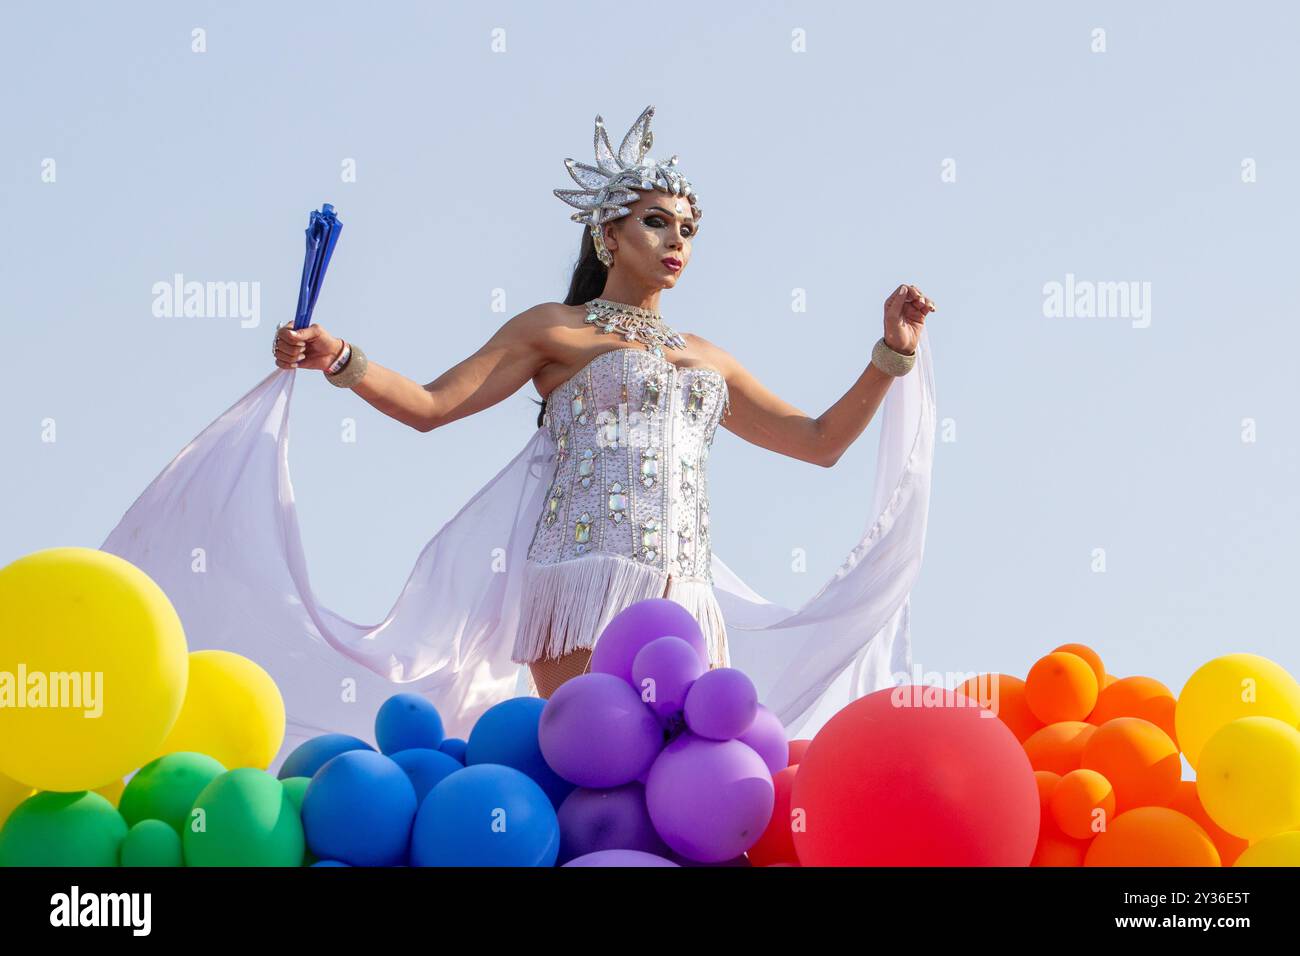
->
532, 226, 608, 428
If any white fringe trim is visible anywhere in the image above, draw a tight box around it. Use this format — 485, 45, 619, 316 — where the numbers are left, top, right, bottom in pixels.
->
512, 554, 730, 669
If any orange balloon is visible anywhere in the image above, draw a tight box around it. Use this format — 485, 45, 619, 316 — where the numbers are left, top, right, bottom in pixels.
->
787, 739, 811, 767
1023, 721, 1097, 776
1032, 822, 1091, 867
1051, 768, 1116, 839
1053, 643, 1106, 689
1084, 807, 1221, 866
956, 674, 1044, 743
1103, 673, 1117, 689
1088, 675, 1178, 745
1026, 652, 1099, 723
1081, 717, 1181, 813
1034, 770, 1061, 831
1168, 780, 1249, 866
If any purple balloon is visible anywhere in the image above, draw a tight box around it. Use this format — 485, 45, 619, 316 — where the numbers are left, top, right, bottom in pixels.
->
589, 599, 707, 687
538, 673, 664, 788
645, 733, 775, 863
556, 783, 671, 863
737, 704, 788, 775
562, 849, 679, 867
632, 636, 704, 720
684, 668, 758, 740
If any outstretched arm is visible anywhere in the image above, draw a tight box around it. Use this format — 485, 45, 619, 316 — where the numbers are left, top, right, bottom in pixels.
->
709, 284, 935, 468
273, 305, 552, 432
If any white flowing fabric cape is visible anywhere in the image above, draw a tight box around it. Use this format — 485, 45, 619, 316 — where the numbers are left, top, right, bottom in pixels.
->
101, 332, 936, 767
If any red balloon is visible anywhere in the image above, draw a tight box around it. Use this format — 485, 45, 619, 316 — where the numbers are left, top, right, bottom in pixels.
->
791, 687, 1040, 866
787, 739, 812, 767
746, 766, 799, 867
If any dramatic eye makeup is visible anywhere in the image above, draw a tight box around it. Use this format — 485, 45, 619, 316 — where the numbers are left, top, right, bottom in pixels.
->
643, 206, 696, 237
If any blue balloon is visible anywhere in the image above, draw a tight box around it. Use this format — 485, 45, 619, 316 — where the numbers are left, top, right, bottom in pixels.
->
278, 733, 374, 780
375, 693, 446, 755
310, 860, 351, 867
466, 697, 573, 808
411, 764, 559, 867
302, 751, 417, 867
389, 748, 463, 804
438, 737, 468, 763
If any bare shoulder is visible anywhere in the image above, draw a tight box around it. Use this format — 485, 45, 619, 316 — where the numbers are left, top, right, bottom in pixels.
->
682, 331, 737, 378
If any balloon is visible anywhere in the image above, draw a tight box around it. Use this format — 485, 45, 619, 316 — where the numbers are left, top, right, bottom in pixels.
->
411, 764, 559, 867
955, 674, 1044, 743
631, 636, 703, 720
0, 547, 189, 791
120, 819, 183, 867
184, 768, 304, 867
1079, 717, 1180, 812
556, 783, 670, 863
467, 697, 573, 807
1050, 769, 1116, 840
645, 733, 774, 863
791, 687, 1040, 866
745, 766, 798, 867
684, 668, 758, 741
737, 705, 789, 776
1087, 676, 1177, 744
277, 733, 374, 780
1168, 780, 1248, 866
589, 598, 707, 687
1084, 807, 1220, 866
95, 779, 125, 808
1195, 716, 1300, 840
787, 739, 812, 766
119, 752, 226, 833
438, 738, 468, 763
1022, 721, 1096, 775
1234, 831, 1300, 867
0, 791, 127, 867
1025, 652, 1099, 724
1032, 825, 1091, 867
389, 748, 463, 804
301, 751, 416, 867
156, 649, 284, 771
563, 849, 679, 867
1176, 653, 1300, 769
374, 693, 445, 755
0, 773, 34, 830
538, 674, 663, 789
1052, 643, 1106, 689
280, 776, 309, 812
1034, 771, 1061, 833
310, 859, 351, 867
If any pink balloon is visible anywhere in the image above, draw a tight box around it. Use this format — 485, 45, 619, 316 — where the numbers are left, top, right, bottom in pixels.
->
590, 599, 707, 687
645, 733, 774, 863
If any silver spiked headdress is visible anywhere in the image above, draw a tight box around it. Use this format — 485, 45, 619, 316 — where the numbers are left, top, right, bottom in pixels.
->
554, 105, 701, 267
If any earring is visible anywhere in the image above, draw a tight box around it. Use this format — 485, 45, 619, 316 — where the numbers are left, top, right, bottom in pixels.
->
591, 224, 613, 267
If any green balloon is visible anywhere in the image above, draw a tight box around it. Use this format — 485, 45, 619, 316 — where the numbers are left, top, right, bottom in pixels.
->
120, 752, 226, 834
0, 791, 127, 867
120, 819, 183, 867
183, 768, 303, 867
279, 776, 314, 866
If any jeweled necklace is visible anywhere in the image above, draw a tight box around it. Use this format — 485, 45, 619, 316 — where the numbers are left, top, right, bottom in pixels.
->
584, 297, 687, 357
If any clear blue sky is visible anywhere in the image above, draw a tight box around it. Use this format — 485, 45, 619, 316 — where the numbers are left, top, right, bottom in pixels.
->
2, 1, 1296, 730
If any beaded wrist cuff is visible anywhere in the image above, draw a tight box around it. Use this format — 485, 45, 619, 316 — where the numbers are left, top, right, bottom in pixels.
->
325, 343, 368, 388
871, 337, 916, 377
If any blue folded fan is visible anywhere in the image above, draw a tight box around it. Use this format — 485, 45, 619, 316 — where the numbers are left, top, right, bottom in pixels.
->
293, 203, 342, 331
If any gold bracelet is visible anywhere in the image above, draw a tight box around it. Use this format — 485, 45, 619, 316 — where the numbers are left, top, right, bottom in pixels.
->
325, 342, 369, 388
871, 337, 916, 377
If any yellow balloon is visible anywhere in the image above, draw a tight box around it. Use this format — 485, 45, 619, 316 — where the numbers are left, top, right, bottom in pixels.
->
1234, 830, 1300, 867
0, 772, 35, 830
1176, 654, 1300, 769
1196, 717, 1300, 841
157, 650, 285, 770
0, 548, 189, 791
94, 777, 125, 807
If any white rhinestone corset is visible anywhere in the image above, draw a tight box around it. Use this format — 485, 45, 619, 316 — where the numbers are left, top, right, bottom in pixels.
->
528, 347, 731, 582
